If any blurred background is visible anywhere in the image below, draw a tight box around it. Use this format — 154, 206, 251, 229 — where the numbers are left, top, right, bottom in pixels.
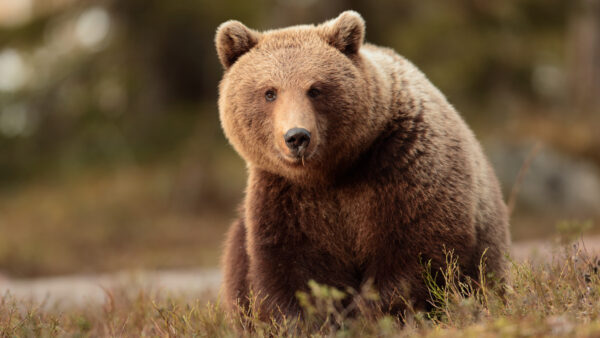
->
0, 0, 598, 278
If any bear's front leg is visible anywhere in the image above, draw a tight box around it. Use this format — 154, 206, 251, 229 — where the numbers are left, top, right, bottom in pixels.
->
371, 270, 431, 316
247, 234, 364, 321
361, 250, 435, 317
222, 218, 250, 314
246, 240, 310, 321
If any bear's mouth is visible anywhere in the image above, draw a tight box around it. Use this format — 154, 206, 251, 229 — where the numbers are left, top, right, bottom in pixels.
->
278, 150, 317, 167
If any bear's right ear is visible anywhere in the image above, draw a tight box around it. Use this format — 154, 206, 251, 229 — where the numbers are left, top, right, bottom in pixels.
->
215, 20, 260, 69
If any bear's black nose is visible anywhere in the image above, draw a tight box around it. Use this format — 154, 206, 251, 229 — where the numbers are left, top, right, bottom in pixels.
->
284, 128, 311, 154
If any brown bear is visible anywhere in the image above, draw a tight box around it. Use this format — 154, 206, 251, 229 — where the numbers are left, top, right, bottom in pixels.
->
215, 11, 510, 320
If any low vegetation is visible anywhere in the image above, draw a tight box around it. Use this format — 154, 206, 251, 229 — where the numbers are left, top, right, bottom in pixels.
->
2, 237, 599, 337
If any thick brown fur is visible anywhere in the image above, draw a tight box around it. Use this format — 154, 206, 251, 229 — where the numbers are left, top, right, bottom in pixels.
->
216, 11, 510, 320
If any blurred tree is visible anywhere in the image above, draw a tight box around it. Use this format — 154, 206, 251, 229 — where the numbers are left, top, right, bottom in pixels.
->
0, 0, 597, 189
567, 0, 600, 116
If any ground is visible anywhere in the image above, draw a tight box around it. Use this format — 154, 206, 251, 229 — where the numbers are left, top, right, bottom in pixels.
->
1, 235, 599, 336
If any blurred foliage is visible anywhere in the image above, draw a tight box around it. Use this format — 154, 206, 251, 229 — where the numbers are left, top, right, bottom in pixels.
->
0, 0, 597, 187
556, 219, 594, 244
0, 0, 598, 276
0, 163, 242, 277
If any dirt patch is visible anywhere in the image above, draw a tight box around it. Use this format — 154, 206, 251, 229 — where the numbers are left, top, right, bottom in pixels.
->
511, 235, 600, 262
0, 269, 221, 308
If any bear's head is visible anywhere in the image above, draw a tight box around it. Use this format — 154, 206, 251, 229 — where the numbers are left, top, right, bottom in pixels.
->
216, 11, 385, 184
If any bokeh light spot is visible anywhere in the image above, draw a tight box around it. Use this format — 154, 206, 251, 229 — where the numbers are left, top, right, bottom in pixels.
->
0, 48, 29, 92
75, 7, 111, 50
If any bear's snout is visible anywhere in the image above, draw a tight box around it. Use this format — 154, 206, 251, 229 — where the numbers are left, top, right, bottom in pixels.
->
284, 128, 311, 156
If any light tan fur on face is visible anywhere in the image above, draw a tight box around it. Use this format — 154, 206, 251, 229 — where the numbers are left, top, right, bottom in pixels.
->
215, 12, 371, 182
272, 90, 319, 160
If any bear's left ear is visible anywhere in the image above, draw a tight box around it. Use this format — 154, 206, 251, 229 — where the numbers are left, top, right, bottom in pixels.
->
215, 20, 260, 69
320, 11, 365, 56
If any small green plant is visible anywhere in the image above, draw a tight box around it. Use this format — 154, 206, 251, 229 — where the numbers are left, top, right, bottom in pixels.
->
295, 279, 386, 334
420, 248, 501, 330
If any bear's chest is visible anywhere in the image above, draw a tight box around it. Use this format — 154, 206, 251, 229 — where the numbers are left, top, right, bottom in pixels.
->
293, 183, 381, 262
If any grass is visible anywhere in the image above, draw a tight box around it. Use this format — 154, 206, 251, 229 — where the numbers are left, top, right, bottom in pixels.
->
2, 238, 600, 337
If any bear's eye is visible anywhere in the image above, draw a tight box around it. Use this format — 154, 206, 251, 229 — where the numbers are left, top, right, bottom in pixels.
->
307, 87, 321, 99
265, 90, 277, 102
